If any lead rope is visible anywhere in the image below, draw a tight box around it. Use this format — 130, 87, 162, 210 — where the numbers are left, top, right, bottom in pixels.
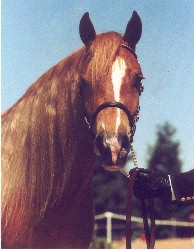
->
120, 146, 155, 249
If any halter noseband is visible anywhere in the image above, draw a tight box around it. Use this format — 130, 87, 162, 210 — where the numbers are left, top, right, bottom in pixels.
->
82, 44, 141, 143
85, 102, 140, 143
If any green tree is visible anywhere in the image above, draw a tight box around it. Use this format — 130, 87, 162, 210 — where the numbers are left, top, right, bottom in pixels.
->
148, 122, 182, 175
147, 122, 194, 239
93, 165, 128, 215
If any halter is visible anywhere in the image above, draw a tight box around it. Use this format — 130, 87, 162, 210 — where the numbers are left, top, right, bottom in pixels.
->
85, 102, 140, 143
82, 44, 142, 143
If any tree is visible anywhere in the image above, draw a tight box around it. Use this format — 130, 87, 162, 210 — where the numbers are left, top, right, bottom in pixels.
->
93, 165, 128, 215
148, 122, 182, 175
147, 122, 194, 239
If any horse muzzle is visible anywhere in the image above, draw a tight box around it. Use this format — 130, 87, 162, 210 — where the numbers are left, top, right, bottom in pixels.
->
94, 133, 130, 171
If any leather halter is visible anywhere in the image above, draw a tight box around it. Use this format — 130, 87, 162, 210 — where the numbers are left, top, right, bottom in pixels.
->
82, 44, 141, 143
85, 101, 140, 143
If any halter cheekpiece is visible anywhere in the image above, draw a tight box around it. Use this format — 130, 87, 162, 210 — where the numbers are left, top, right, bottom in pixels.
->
81, 43, 142, 143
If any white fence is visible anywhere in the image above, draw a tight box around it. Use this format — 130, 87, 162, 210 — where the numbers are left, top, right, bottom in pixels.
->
95, 212, 194, 244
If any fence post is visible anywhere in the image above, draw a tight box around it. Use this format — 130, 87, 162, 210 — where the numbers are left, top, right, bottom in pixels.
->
105, 212, 113, 244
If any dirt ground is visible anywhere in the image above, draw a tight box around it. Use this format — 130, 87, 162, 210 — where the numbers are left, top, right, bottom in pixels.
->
112, 237, 194, 249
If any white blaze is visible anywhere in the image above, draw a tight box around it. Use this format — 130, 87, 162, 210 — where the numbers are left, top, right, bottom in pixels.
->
102, 121, 106, 131
111, 57, 126, 132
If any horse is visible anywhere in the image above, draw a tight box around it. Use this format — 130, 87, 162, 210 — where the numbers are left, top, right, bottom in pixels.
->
1, 11, 144, 248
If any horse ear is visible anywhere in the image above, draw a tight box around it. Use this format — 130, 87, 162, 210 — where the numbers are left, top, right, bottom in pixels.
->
123, 11, 142, 51
79, 12, 96, 46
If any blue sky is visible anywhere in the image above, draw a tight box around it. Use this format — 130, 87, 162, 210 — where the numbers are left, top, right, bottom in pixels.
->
2, 0, 194, 172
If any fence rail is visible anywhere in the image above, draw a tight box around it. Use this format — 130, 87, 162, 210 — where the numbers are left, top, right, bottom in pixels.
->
95, 212, 194, 244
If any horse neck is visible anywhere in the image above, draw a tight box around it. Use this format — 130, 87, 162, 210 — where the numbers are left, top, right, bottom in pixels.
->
1, 48, 95, 225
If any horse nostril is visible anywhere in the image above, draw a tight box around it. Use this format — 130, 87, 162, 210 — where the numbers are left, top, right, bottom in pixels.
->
120, 134, 130, 151
116, 134, 130, 166
119, 148, 128, 159
94, 134, 107, 156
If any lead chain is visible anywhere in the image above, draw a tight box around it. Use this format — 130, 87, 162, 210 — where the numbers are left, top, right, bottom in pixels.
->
120, 145, 139, 178
130, 145, 139, 169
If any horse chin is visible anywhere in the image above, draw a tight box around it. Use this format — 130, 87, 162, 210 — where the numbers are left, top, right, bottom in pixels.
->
103, 165, 125, 172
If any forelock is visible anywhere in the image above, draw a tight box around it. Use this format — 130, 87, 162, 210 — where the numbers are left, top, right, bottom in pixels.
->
88, 32, 123, 81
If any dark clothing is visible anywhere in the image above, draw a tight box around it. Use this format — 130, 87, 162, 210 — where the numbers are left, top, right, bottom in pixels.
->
130, 168, 194, 204
170, 169, 194, 203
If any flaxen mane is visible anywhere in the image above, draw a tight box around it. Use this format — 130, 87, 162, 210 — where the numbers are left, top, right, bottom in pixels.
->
1, 32, 122, 243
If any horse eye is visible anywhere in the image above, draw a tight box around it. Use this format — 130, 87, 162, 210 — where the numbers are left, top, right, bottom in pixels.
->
137, 82, 144, 95
134, 76, 144, 95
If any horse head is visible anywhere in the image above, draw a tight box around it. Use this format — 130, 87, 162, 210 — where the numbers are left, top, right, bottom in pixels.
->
79, 11, 144, 171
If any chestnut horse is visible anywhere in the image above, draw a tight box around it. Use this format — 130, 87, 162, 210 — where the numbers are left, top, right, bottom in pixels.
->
1, 11, 144, 248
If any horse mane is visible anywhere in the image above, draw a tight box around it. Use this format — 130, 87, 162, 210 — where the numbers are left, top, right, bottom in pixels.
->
1, 31, 123, 235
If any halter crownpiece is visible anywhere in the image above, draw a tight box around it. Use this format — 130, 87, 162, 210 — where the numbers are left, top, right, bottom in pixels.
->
120, 44, 137, 59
